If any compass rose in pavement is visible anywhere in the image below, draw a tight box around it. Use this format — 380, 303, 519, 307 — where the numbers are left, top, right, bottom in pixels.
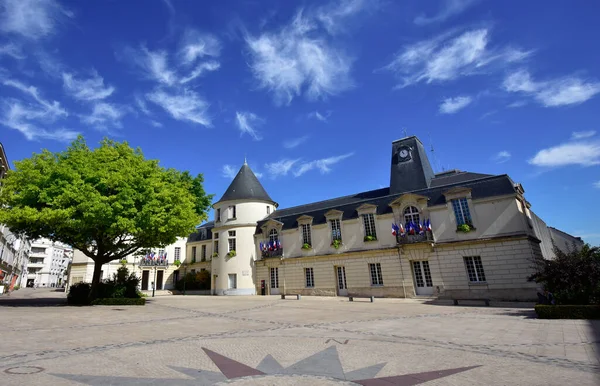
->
51, 346, 480, 385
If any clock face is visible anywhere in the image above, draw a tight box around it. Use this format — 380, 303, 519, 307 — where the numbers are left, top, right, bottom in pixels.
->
399, 149, 408, 158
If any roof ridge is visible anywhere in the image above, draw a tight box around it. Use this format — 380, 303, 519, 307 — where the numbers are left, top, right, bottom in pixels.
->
270, 187, 389, 214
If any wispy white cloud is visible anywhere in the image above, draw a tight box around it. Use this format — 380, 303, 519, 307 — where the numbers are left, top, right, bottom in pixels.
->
135, 94, 151, 115
0, 43, 25, 59
0, 0, 73, 40
307, 110, 330, 122
507, 100, 527, 108
222, 164, 237, 179
414, 0, 479, 25
381, 28, 530, 88
503, 69, 600, 107
81, 102, 126, 128
130, 46, 178, 86
3, 79, 67, 117
178, 29, 221, 65
264, 159, 301, 178
529, 140, 600, 167
235, 111, 263, 140
294, 153, 354, 176
572, 130, 596, 140
1, 99, 75, 141
149, 120, 162, 128
179, 61, 220, 84
593, 181, 600, 189
245, 8, 355, 105
316, 0, 376, 35
439, 95, 472, 114
62, 72, 114, 101
283, 136, 309, 149
492, 150, 511, 164
146, 88, 211, 127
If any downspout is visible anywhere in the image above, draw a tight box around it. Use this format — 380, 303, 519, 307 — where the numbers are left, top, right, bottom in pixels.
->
397, 245, 407, 298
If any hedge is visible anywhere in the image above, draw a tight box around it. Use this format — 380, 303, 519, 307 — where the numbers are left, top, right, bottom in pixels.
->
535, 305, 600, 319
91, 298, 146, 306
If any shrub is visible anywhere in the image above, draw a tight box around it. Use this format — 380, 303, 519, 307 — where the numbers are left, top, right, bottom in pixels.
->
212, 252, 218, 258
173, 259, 181, 267
176, 270, 211, 291
68, 282, 92, 305
227, 250, 236, 257
332, 239, 342, 249
528, 244, 600, 305
301, 243, 311, 250
535, 305, 600, 319
91, 298, 146, 306
457, 224, 472, 233
13, 285, 20, 290
363, 235, 377, 242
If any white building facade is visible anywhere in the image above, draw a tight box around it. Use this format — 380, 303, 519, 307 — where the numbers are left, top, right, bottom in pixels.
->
27, 239, 72, 288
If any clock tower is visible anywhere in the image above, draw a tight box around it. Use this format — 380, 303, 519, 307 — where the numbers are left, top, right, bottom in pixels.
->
389, 136, 434, 194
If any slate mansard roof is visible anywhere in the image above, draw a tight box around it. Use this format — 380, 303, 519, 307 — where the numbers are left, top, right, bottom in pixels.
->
188, 221, 214, 243
255, 171, 518, 234
216, 164, 275, 205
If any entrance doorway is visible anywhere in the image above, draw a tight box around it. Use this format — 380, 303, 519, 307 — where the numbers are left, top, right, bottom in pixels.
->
228, 274, 237, 289
412, 261, 433, 295
156, 270, 164, 290
270, 267, 279, 295
335, 266, 347, 296
141, 270, 149, 290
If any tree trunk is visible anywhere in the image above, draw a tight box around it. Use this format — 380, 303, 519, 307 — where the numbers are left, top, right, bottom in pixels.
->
89, 259, 104, 300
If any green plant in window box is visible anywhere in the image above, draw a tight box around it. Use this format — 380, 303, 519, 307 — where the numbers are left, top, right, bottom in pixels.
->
331, 239, 342, 249
119, 259, 128, 265
364, 235, 377, 242
173, 259, 181, 267
212, 252, 219, 258
301, 243, 312, 250
227, 250, 236, 257
457, 224, 474, 233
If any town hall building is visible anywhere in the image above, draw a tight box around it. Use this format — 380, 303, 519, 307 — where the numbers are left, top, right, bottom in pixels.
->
186, 135, 582, 301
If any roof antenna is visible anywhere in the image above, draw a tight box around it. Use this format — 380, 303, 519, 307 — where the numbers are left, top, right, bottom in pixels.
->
402, 127, 408, 137
428, 132, 442, 173
244, 154, 247, 165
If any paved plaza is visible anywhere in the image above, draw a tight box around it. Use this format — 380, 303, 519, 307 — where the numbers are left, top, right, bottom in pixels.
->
0, 289, 598, 385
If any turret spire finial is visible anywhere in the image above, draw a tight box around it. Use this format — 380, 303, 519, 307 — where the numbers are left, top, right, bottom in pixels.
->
244, 155, 247, 165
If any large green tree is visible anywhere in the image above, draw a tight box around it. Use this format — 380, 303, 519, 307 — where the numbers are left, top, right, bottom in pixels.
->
0, 136, 212, 298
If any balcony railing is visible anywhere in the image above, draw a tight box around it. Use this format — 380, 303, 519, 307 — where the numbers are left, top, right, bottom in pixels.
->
261, 248, 283, 259
138, 258, 169, 267
396, 231, 433, 245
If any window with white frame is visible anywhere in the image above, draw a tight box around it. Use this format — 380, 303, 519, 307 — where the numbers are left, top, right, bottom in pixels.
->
192, 246, 197, 262
305, 267, 315, 287
463, 256, 486, 282
452, 198, 472, 225
269, 229, 278, 243
201, 245, 206, 261
158, 249, 165, 257
174, 247, 181, 261
362, 214, 377, 238
228, 205, 236, 219
216, 208, 221, 222
267, 206, 271, 215
228, 238, 236, 252
228, 230, 236, 237
214, 240, 219, 255
330, 219, 342, 242
301, 224, 312, 245
403, 206, 420, 225
369, 263, 383, 286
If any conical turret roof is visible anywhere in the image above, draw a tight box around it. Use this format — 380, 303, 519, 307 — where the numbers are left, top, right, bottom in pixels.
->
216, 163, 274, 204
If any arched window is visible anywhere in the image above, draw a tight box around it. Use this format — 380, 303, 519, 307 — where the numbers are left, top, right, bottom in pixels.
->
404, 206, 420, 225
269, 229, 279, 243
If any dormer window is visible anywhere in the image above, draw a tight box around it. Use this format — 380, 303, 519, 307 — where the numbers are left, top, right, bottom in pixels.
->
228, 205, 236, 219
330, 219, 342, 242
301, 224, 312, 246
268, 229, 278, 244
403, 206, 420, 225
216, 208, 221, 222
362, 213, 377, 239
452, 198, 472, 225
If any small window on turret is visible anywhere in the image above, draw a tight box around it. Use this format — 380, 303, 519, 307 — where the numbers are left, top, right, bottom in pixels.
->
267, 206, 270, 215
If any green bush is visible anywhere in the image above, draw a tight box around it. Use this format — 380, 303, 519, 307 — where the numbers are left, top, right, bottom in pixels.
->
331, 239, 342, 249
363, 235, 377, 242
176, 270, 211, 291
13, 285, 20, 290
535, 305, 600, 319
68, 282, 92, 305
457, 224, 473, 233
91, 298, 146, 306
301, 243, 312, 250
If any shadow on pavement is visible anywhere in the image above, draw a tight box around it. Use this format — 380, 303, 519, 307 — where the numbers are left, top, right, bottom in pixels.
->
0, 296, 67, 307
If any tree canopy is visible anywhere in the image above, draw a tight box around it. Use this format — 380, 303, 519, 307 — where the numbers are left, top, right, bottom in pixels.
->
0, 136, 212, 295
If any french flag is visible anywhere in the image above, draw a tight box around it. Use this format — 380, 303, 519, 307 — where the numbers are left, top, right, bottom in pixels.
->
392, 223, 398, 236
418, 222, 424, 235
426, 219, 432, 232
399, 223, 405, 236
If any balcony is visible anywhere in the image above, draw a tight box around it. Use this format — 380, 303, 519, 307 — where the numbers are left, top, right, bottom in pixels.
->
138, 258, 169, 267
396, 231, 433, 245
261, 248, 283, 259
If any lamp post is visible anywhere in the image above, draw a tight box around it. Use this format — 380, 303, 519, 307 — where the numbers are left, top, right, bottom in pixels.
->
152, 266, 157, 298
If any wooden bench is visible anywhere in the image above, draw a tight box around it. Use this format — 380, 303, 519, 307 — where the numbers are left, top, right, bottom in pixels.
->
349, 296, 375, 303
281, 294, 301, 300
453, 298, 490, 306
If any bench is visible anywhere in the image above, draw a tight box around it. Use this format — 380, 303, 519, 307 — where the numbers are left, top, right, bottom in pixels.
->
453, 298, 490, 306
349, 296, 375, 303
281, 294, 301, 300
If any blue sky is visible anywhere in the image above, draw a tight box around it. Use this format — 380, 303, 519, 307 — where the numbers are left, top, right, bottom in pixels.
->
1, 0, 599, 245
